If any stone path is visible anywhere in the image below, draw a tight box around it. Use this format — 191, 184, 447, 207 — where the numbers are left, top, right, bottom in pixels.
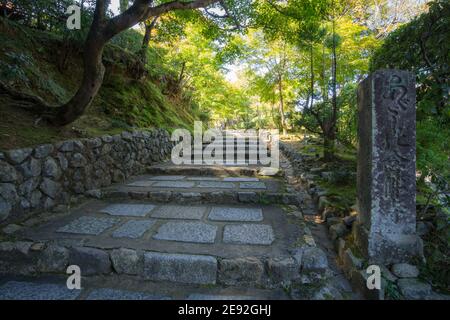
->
0, 137, 357, 300
20, 195, 301, 259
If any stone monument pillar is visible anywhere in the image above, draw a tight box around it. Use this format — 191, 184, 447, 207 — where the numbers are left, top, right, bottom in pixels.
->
355, 69, 422, 264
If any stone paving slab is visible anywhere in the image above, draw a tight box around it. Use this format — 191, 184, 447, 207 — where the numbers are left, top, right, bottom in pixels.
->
101, 204, 156, 217
239, 182, 267, 190
0, 281, 80, 300
208, 207, 263, 222
197, 181, 235, 189
223, 224, 275, 245
151, 205, 206, 220
86, 288, 170, 300
223, 177, 260, 182
127, 181, 156, 187
152, 181, 195, 188
112, 219, 156, 239
186, 177, 221, 181
153, 221, 218, 244
150, 175, 186, 181
57, 216, 120, 235
143, 252, 217, 285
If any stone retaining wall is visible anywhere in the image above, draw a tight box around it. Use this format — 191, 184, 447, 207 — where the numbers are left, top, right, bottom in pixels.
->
0, 130, 173, 222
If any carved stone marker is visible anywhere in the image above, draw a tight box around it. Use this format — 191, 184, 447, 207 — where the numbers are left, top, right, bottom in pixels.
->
355, 69, 422, 264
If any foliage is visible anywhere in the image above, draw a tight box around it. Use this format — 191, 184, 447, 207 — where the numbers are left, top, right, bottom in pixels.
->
371, 0, 449, 177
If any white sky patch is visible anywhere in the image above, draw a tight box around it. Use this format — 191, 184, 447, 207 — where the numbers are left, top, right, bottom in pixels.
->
109, 0, 121, 16
224, 64, 243, 84
108, 0, 140, 30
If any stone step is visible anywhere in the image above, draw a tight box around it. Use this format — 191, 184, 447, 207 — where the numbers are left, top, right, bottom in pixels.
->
188, 153, 271, 160
0, 242, 324, 289
146, 165, 280, 177
191, 150, 270, 154
102, 189, 300, 205
0, 278, 287, 300
193, 145, 269, 150
143, 252, 217, 285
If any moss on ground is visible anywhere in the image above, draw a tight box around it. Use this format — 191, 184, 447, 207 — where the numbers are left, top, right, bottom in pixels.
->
0, 18, 198, 150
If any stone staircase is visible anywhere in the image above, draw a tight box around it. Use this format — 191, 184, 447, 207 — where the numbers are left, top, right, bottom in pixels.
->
0, 137, 354, 300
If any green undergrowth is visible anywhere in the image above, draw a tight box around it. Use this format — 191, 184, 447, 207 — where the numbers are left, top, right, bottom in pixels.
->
0, 17, 198, 150
294, 136, 357, 214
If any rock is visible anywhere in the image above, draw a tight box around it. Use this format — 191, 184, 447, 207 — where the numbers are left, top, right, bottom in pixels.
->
6, 148, 32, 164
326, 217, 341, 228
218, 257, 264, 286
101, 135, 113, 143
0, 241, 35, 274
0, 183, 18, 203
391, 263, 419, 278
397, 278, 432, 300
110, 248, 142, 275
2, 224, 22, 235
302, 247, 328, 272
68, 247, 112, 275
29, 190, 42, 208
56, 153, 68, 170
343, 214, 357, 227
0, 199, 12, 221
329, 223, 349, 240
43, 158, 61, 179
37, 245, 69, 273
18, 158, 41, 178
40, 178, 60, 199
267, 257, 300, 283
85, 189, 102, 199
19, 178, 39, 197
321, 171, 333, 180
0, 161, 18, 182
121, 131, 133, 141
19, 197, 30, 211
86, 138, 102, 148
342, 248, 363, 276
292, 247, 304, 265
417, 221, 432, 237
143, 252, 217, 285
70, 153, 87, 168
58, 141, 74, 152
43, 197, 55, 209
380, 265, 397, 282
33, 144, 54, 159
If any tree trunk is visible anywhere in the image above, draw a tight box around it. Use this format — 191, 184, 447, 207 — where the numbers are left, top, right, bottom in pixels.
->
323, 125, 336, 161
331, 13, 338, 128
310, 43, 314, 109
278, 77, 287, 135
323, 135, 335, 161
51, 27, 106, 125
139, 16, 159, 64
